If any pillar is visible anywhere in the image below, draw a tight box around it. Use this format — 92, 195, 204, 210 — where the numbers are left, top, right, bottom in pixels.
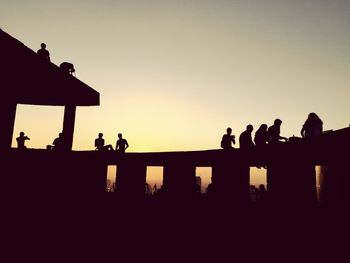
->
211, 160, 250, 205
62, 105, 76, 151
0, 102, 17, 151
115, 158, 147, 199
163, 162, 196, 200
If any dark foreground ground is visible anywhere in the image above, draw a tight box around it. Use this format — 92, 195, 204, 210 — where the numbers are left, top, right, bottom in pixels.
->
3, 194, 347, 261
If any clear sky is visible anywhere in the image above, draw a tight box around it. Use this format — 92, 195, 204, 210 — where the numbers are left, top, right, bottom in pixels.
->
2, 0, 350, 188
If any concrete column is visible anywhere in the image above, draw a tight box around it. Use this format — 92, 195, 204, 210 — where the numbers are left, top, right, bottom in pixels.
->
0, 103, 17, 151
267, 160, 317, 206
163, 162, 196, 200
62, 105, 76, 151
115, 159, 147, 199
211, 160, 250, 204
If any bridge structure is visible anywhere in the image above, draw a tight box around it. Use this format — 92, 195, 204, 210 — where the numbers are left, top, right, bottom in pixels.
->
1, 29, 349, 208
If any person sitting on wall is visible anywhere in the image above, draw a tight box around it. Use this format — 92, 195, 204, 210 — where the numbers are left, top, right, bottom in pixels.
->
52, 132, 65, 151
301, 112, 323, 139
221, 127, 236, 150
254, 124, 268, 147
267, 119, 288, 145
37, 43, 50, 61
95, 133, 113, 151
115, 133, 129, 153
239, 124, 255, 150
60, 62, 75, 75
16, 132, 30, 150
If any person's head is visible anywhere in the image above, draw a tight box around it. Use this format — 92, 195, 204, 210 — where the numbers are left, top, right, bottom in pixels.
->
20, 131, 24, 136
226, 128, 232, 134
41, 43, 46, 49
98, 133, 103, 138
246, 124, 253, 133
259, 124, 268, 131
118, 133, 122, 139
308, 112, 323, 123
259, 184, 266, 191
58, 132, 63, 138
274, 119, 282, 126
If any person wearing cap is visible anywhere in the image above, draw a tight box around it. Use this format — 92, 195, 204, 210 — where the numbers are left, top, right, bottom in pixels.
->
267, 119, 288, 145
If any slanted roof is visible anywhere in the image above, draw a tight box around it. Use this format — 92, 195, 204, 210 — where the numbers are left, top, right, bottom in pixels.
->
0, 29, 100, 106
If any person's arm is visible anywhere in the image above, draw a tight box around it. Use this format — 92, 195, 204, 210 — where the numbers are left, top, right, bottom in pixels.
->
231, 135, 236, 145
125, 140, 129, 149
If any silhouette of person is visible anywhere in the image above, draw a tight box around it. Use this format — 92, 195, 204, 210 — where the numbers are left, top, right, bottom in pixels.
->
37, 43, 50, 61
95, 133, 113, 151
221, 127, 235, 150
301, 113, 323, 139
52, 132, 64, 151
116, 133, 129, 153
254, 124, 268, 147
267, 119, 288, 145
16, 132, 30, 149
60, 62, 75, 75
256, 184, 268, 205
239, 124, 255, 149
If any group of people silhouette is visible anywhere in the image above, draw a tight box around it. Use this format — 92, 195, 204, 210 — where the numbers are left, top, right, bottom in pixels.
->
221, 112, 323, 150
15, 131, 129, 153
94, 133, 129, 153
15, 113, 322, 152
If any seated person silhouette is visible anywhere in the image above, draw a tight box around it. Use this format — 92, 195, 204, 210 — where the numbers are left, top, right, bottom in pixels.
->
221, 127, 235, 150
60, 62, 75, 75
254, 124, 268, 147
16, 132, 30, 150
239, 124, 255, 150
301, 112, 323, 139
95, 133, 113, 151
115, 133, 129, 153
267, 119, 288, 145
52, 132, 64, 151
37, 43, 50, 61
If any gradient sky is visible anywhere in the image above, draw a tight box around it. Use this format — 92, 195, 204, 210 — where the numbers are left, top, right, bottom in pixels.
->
2, 0, 349, 187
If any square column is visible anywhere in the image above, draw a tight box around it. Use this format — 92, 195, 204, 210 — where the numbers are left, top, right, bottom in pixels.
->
0, 103, 17, 151
62, 105, 76, 151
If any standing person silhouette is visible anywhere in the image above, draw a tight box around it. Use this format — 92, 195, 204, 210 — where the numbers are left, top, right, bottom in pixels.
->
221, 127, 236, 150
254, 124, 268, 147
267, 119, 288, 145
116, 133, 129, 153
16, 132, 30, 149
37, 43, 50, 61
239, 124, 255, 150
95, 133, 113, 151
301, 113, 323, 139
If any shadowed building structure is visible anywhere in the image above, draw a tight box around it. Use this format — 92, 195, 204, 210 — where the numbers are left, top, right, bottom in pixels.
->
0, 29, 99, 151
0, 29, 101, 196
